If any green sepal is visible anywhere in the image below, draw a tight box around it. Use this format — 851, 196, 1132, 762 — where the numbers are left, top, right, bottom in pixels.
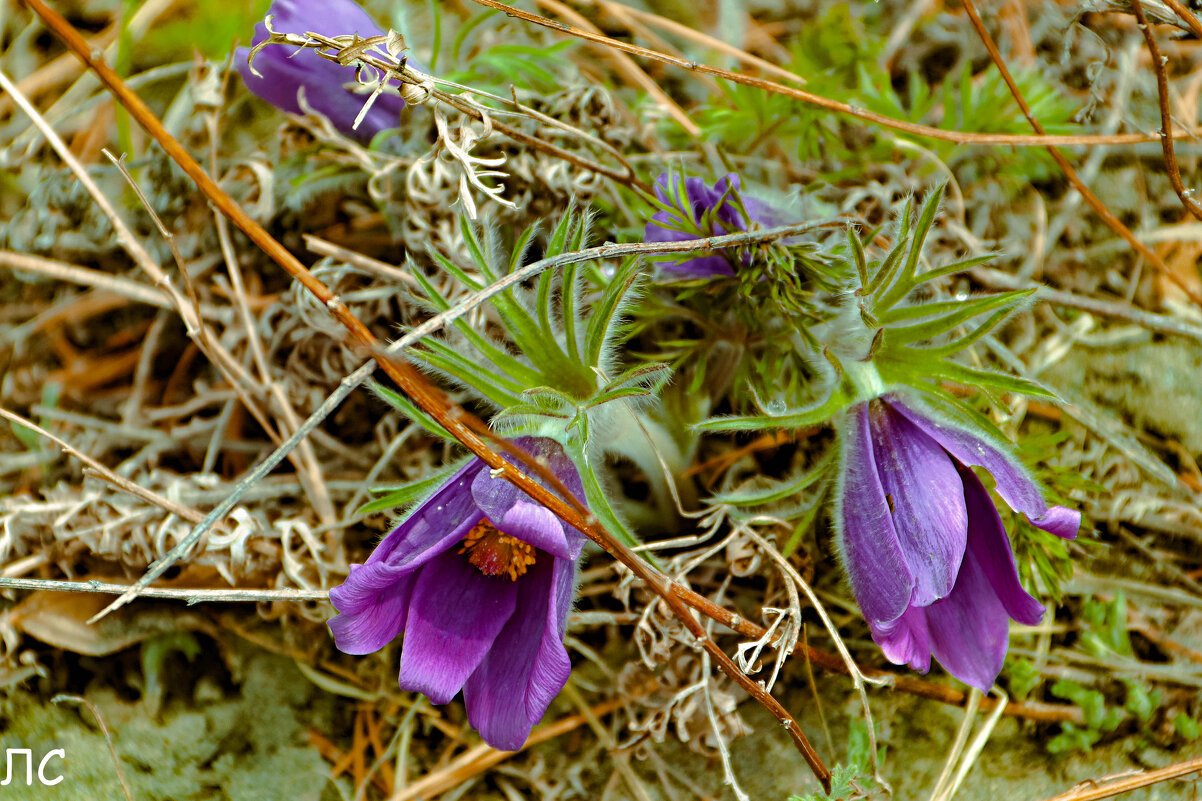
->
911, 253, 997, 286
598, 362, 673, 396
408, 344, 524, 408
911, 306, 1014, 359
881, 351, 1054, 399
846, 226, 869, 288
584, 386, 654, 408
408, 256, 543, 386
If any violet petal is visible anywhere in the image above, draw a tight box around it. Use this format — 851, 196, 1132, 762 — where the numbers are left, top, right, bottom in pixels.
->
837, 403, 914, 625
886, 396, 1081, 540
959, 463, 1045, 626
328, 568, 415, 654
469, 439, 585, 559
368, 460, 484, 572
868, 400, 968, 606
399, 549, 518, 704
496, 501, 573, 558
463, 556, 572, 751
868, 605, 931, 672
235, 0, 409, 142
925, 538, 1013, 691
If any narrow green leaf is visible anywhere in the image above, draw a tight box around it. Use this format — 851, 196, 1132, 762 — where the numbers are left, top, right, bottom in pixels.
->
460, 216, 495, 281
434, 239, 569, 375
537, 268, 555, 341
862, 211, 911, 298
882, 289, 1033, 346
911, 306, 1013, 359
561, 262, 581, 362
925, 359, 1056, 399
409, 348, 523, 408
912, 254, 996, 286
847, 225, 869, 289
584, 259, 639, 367
508, 225, 539, 274
876, 183, 946, 311
600, 362, 672, 394
546, 209, 574, 257
357, 469, 462, 515
697, 391, 846, 432
428, 248, 483, 291
370, 381, 454, 440
584, 386, 652, 408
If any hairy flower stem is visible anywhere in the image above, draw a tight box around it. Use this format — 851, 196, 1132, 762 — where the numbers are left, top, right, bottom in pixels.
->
843, 358, 886, 403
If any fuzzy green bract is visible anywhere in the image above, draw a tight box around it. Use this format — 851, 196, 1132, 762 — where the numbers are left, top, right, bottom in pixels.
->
380, 210, 670, 549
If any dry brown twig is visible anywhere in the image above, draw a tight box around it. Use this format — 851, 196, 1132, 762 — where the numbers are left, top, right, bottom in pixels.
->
1149, 0, 1202, 37
0, 407, 207, 525
0, 68, 332, 523
19, 0, 831, 787
959, 0, 1202, 306
1036, 755, 1202, 801
1130, 0, 1202, 223
534, 0, 701, 136
464, 0, 1202, 147
578, 0, 807, 86
52, 694, 135, 801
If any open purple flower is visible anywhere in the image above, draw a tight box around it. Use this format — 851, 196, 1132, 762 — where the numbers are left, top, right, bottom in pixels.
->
645, 173, 791, 278
329, 438, 585, 750
836, 394, 1080, 690
235, 0, 412, 142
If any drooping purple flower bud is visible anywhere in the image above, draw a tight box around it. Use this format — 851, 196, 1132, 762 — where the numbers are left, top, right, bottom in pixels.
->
644, 173, 791, 278
235, 0, 413, 142
835, 394, 1080, 690
328, 438, 585, 751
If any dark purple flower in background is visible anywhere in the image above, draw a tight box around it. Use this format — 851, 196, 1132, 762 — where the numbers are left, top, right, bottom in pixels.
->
644, 173, 791, 278
235, 0, 412, 142
836, 394, 1079, 690
329, 438, 585, 751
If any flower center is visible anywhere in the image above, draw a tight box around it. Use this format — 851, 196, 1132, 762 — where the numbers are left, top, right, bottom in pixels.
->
459, 519, 536, 580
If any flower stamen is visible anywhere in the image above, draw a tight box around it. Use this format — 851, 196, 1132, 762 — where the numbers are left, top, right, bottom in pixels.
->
459, 519, 536, 580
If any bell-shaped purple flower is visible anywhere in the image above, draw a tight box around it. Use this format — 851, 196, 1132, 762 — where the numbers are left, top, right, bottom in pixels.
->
836, 394, 1080, 690
235, 0, 412, 142
644, 173, 791, 278
329, 438, 586, 750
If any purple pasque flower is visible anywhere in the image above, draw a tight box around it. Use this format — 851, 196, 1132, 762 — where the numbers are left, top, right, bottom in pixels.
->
328, 438, 585, 751
235, 0, 411, 142
644, 173, 790, 279
836, 393, 1080, 690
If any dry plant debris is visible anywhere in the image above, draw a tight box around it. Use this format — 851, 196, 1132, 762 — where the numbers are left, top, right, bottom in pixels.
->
0, 0, 1201, 799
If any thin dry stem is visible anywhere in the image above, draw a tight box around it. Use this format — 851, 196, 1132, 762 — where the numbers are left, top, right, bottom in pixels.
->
1036, 756, 1202, 801
960, 0, 1202, 306
534, 0, 701, 137
51, 694, 135, 801
0, 407, 207, 524
1130, 0, 1202, 222
464, 0, 1202, 147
